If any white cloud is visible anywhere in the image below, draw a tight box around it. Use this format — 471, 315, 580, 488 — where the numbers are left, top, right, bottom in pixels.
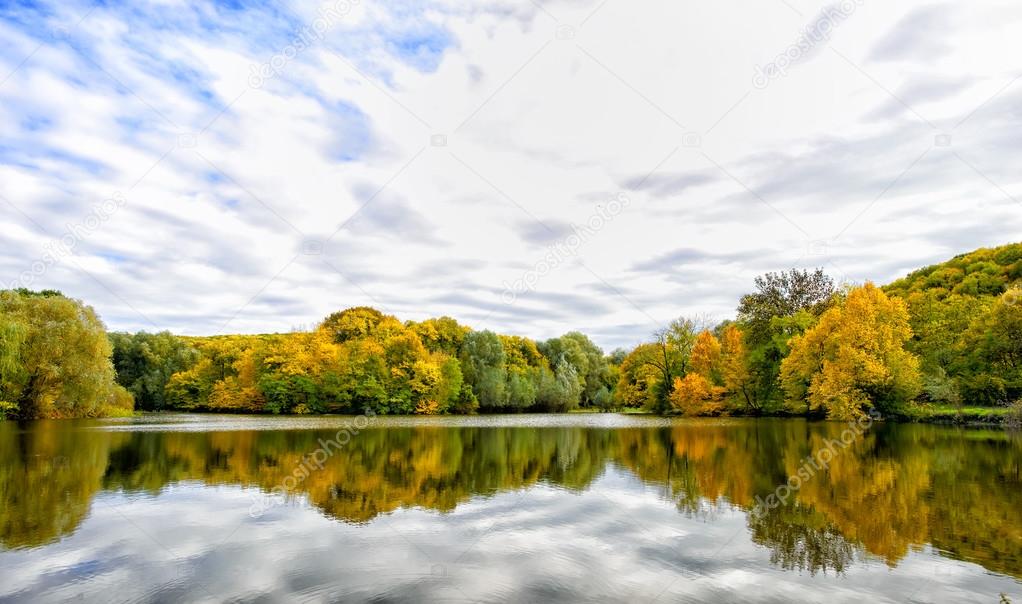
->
1, 0, 1021, 349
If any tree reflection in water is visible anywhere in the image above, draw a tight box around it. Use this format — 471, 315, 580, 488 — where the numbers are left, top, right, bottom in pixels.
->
1, 418, 1020, 580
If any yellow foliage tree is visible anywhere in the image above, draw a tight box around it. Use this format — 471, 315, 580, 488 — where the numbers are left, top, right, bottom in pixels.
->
614, 343, 662, 409
719, 325, 755, 411
263, 331, 339, 378
670, 373, 725, 416
780, 283, 921, 420
414, 399, 442, 415
690, 331, 722, 381
675, 328, 754, 415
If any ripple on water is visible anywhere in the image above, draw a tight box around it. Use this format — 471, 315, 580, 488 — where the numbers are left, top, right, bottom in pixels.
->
87, 412, 701, 432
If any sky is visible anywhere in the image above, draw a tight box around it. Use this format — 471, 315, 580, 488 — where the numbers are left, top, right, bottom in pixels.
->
1, 0, 1020, 351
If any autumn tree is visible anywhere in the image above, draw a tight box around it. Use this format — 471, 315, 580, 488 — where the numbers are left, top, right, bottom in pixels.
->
719, 324, 756, 411
409, 316, 468, 357
613, 343, 660, 409
669, 328, 753, 416
780, 283, 921, 420
645, 318, 704, 413
0, 290, 133, 419
689, 331, 722, 383
259, 331, 342, 413
321, 306, 388, 343
498, 335, 539, 410
670, 373, 724, 416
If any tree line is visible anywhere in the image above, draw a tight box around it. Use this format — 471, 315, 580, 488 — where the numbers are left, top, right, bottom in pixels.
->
1, 242, 1019, 420
109, 307, 615, 416
616, 242, 1022, 420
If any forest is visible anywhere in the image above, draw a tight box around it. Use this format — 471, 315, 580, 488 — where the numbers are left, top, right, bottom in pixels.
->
1, 242, 1020, 421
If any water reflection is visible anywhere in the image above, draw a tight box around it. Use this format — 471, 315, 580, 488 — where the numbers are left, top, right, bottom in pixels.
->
1, 416, 1020, 601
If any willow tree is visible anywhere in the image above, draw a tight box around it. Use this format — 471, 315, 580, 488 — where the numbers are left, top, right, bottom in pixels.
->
0, 289, 132, 419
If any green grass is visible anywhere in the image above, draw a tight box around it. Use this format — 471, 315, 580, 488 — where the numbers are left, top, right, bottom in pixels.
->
898, 403, 1010, 424
574, 403, 1018, 425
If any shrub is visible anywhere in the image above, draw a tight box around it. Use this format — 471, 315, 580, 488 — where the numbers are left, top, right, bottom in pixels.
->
1006, 400, 1022, 430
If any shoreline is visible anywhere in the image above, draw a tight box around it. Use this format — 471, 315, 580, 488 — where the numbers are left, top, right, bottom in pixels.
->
32, 406, 1008, 429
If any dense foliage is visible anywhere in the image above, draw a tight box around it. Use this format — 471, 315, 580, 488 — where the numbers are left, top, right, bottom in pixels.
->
109, 331, 201, 411
616, 242, 1022, 419
108, 307, 617, 416
3, 242, 1019, 419
737, 269, 836, 412
883, 242, 1022, 407
780, 284, 921, 419
0, 289, 132, 419
884, 243, 1022, 299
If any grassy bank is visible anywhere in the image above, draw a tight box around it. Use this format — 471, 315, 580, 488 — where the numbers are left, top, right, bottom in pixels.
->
893, 404, 1012, 426
617, 404, 1019, 427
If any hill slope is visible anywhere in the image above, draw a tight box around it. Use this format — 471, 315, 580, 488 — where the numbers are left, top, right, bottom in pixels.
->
883, 242, 1022, 299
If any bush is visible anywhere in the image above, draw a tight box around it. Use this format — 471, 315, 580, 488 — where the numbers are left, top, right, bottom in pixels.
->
1007, 400, 1022, 430
0, 400, 18, 420
670, 374, 725, 416
922, 368, 960, 405
96, 386, 136, 418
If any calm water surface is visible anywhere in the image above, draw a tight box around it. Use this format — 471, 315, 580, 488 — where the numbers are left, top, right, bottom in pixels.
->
1, 414, 1020, 603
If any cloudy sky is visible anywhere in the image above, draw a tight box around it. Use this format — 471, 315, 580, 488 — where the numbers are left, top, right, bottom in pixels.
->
1, 0, 1020, 350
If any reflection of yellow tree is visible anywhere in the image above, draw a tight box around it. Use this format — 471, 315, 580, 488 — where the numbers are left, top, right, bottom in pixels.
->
785, 426, 930, 564
98, 427, 612, 524
3, 421, 1022, 581
614, 424, 764, 513
612, 420, 1022, 577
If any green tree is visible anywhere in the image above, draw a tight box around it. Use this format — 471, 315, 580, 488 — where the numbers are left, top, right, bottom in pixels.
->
646, 318, 703, 413
954, 288, 1022, 404
539, 332, 611, 407
459, 330, 507, 409
737, 269, 836, 410
0, 290, 133, 419
110, 331, 201, 410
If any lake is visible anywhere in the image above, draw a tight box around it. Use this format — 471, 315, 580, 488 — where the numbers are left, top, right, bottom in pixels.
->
1, 414, 1020, 603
